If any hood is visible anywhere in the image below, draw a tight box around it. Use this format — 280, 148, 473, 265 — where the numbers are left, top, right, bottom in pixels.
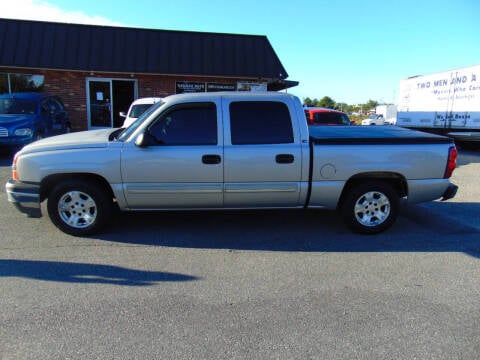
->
19, 128, 115, 154
0, 114, 36, 125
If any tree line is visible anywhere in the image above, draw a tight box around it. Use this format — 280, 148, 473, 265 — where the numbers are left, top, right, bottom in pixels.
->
303, 96, 380, 114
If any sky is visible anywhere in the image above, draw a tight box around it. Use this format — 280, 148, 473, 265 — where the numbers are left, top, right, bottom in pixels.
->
3, 0, 480, 105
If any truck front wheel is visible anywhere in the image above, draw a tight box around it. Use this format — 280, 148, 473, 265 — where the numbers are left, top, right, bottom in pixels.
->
47, 179, 112, 236
341, 181, 399, 234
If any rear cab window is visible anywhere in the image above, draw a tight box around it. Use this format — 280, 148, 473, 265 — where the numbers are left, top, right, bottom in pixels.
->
313, 112, 350, 125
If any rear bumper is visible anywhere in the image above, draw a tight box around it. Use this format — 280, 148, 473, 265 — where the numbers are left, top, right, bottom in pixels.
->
5, 179, 41, 217
441, 183, 458, 201
447, 132, 480, 142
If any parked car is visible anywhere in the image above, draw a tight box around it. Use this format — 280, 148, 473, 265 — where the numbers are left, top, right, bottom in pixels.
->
361, 114, 385, 126
120, 97, 162, 127
0, 92, 70, 150
304, 107, 352, 125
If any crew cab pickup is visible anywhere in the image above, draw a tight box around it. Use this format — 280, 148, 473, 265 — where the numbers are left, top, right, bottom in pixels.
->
5, 92, 458, 236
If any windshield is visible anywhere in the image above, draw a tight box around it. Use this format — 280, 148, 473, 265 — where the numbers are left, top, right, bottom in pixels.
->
129, 104, 154, 118
117, 101, 165, 142
0, 98, 37, 115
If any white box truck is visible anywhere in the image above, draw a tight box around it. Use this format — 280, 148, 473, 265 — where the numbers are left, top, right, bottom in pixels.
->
361, 105, 397, 126
396, 64, 480, 147
376, 104, 397, 125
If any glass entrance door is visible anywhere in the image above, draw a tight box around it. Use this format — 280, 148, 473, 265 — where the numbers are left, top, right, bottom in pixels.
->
87, 78, 137, 129
88, 80, 112, 127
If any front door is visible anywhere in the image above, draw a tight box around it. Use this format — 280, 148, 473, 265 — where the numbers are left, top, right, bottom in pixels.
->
88, 80, 112, 127
112, 80, 135, 127
121, 101, 224, 209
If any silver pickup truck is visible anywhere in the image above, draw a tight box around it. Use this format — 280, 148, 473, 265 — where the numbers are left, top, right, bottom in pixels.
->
5, 92, 458, 236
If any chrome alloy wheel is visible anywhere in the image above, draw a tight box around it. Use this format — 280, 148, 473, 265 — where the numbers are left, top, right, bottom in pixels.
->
57, 190, 97, 229
353, 190, 391, 227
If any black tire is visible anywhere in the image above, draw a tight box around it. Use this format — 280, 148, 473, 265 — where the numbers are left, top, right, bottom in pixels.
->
340, 181, 399, 234
47, 179, 112, 236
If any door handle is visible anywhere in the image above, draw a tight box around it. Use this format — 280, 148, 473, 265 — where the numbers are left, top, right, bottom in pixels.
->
202, 154, 222, 164
276, 154, 294, 164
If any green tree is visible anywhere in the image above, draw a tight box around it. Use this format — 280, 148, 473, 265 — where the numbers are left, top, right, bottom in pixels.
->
303, 97, 314, 107
364, 99, 378, 112
318, 96, 335, 109
302, 95, 382, 115
335, 102, 348, 112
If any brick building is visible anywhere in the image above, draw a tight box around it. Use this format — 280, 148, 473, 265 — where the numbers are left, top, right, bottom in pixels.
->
0, 18, 297, 131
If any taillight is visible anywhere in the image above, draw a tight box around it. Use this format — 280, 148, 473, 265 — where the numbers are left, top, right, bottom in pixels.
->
12, 153, 19, 181
444, 146, 458, 178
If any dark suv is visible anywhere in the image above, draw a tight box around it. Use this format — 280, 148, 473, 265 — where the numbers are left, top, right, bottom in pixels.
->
304, 107, 352, 125
0, 92, 70, 149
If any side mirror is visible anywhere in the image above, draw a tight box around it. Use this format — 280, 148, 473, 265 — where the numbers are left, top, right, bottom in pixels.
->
135, 132, 157, 147
119, 111, 126, 118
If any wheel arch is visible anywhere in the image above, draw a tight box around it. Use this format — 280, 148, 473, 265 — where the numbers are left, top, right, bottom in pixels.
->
337, 172, 407, 210
40, 173, 114, 202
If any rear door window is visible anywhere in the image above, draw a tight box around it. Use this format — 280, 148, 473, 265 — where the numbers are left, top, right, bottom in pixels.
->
229, 101, 293, 144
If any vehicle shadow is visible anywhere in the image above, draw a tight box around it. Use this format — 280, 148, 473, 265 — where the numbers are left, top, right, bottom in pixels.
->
0, 259, 199, 286
96, 205, 480, 258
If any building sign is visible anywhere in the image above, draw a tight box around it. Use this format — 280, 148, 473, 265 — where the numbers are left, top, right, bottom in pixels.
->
237, 82, 268, 92
207, 82, 236, 92
175, 81, 267, 94
175, 81, 205, 94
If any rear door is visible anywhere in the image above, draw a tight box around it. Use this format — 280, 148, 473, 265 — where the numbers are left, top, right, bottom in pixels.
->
120, 100, 223, 209
222, 98, 303, 207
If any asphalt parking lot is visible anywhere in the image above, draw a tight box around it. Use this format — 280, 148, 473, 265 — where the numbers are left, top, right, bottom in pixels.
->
1, 148, 480, 359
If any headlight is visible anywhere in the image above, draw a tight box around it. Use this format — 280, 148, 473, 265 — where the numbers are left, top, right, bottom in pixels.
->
14, 128, 33, 136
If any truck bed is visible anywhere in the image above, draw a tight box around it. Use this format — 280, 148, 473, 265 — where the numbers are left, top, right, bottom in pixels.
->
309, 125, 454, 145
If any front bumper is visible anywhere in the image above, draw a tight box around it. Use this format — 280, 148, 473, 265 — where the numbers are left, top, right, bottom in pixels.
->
0, 135, 34, 147
441, 183, 458, 201
5, 179, 41, 217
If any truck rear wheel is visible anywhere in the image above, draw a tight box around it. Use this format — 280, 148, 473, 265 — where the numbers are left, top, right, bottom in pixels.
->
341, 181, 399, 234
47, 179, 112, 236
